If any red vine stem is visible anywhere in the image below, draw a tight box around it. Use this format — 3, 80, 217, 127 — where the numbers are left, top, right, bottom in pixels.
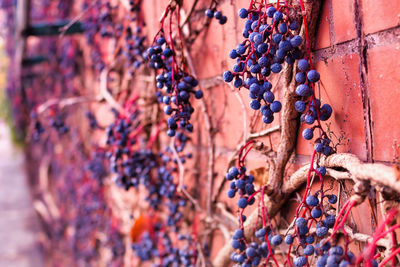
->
261, 185, 279, 267
298, 0, 312, 69
330, 199, 356, 239
357, 209, 399, 265
379, 247, 400, 267
295, 150, 316, 217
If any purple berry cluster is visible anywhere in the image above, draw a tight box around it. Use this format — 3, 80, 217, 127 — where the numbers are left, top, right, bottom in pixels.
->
205, 8, 228, 24
225, 164, 283, 265
104, 104, 202, 264
132, 230, 197, 267
85, 111, 100, 129
32, 117, 45, 141
281, 191, 354, 266
31, 111, 70, 141
315, 245, 360, 267
225, 166, 256, 208
294, 60, 333, 149
224, 5, 303, 124
105, 108, 186, 221
147, 36, 203, 137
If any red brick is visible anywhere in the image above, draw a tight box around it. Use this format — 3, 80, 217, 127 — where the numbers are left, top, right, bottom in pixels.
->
141, 0, 169, 38
332, 0, 357, 43
296, 123, 315, 156
367, 44, 400, 161
318, 54, 367, 160
297, 54, 368, 160
314, 0, 332, 50
347, 197, 375, 235
362, 0, 400, 34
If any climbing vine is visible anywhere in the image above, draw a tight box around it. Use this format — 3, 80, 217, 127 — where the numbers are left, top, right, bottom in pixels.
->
1, 0, 400, 266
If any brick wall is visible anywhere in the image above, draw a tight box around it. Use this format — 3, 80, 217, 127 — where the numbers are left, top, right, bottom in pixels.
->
11, 0, 400, 264
139, 0, 400, 195
138, 0, 400, 254
304, 0, 400, 163
140, 0, 400, 165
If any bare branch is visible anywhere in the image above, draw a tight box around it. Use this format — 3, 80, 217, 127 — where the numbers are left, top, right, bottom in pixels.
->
183, 44, 215, 216
99, 68, 126, 115
36, 96, 97, 114
169, 138, 202, 212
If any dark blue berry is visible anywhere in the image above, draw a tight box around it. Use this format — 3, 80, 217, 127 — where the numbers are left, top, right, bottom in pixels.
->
205, 9, 214, 18
250, 100, 261, 110
306, 235, 315, 244
307, 70, 320, 82
295, 72, 306, 83
324, 215, 336, 228
289, 20, 299, 30
273, 11, 283, 22
315, 143, 324, 153
271, 63, 282, 73
238, 8, 248, 19
266, 7, 276, 18
294, 256, 307, 266
298, 59, 310, 71
227, 189, 236, 198
296, 84, 312, 97
285, 235, 294, 244
306, 195, 319, 207
255, 228, 266, 238
233, 229, 244, 239
296, 217, 307, 227
295, 100, 306, 112
316, 226, 328, 237
290, 35, 303, 47
219, 16, 227, 24
263, 91, 275, 103
231, 239, 241, 249
246, 247, 257, 258
311, 207, 323, 218
229, 49, 239, 59
237, 198, 248, 209
316, 166, 327, 176
302, 128, 314, 140
270, 101, 282, 112
214, 11, 222, 20
304, 244, 314, 256
195, 90, 204, 99
271, 235, 283, 246
223, 71, 234, 82
229, 166, 239, 177
327, 194, 338, 204
262, 115, 274, 124
279, 23, 288, 34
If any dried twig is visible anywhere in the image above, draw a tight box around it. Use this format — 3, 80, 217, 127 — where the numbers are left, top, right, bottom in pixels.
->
99, 68, 126, 115
183, 44, 215, 216
36, 96, 96, 114
59, 1, 99, 38
213, 126, 281, 203
169, 138, 202, 212
322, 153, 400, 194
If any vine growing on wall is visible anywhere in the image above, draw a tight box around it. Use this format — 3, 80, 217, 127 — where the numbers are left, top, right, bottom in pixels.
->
2, 0, 400, 266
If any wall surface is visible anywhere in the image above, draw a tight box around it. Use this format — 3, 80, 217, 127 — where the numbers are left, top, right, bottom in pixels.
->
5, 0, 400, 265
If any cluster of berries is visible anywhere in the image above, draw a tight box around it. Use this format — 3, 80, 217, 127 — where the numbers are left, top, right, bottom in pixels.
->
224, 5, 303, 124
147, 36, 203, 137
205, 8, 228, 24
225, 166, 256, 209
293, 60, 333, 148
132, 230, 197, 266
